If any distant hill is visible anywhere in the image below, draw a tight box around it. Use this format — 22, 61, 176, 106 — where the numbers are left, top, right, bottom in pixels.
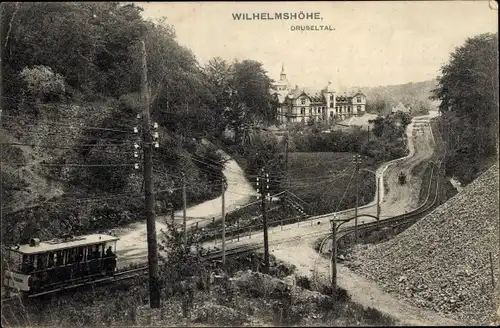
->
350, 80, 440, 116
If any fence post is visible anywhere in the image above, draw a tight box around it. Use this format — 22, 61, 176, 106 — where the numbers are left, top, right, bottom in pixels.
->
249, 228, 251, 239
490, 252, 495, 287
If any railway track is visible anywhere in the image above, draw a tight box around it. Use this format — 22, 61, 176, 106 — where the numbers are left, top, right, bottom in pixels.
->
312, 117, 446, 286
2, 118, 445, 303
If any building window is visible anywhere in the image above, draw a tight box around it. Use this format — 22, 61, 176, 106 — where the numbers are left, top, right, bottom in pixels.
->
335, 107, 338, 113
309, 109, 312, 115
329, 95, 333, 101
357, 96, 362, 103
329, 103, 333, 108
348, 106, 351, 112
357, 105, 361, 111
300, 108, 305, 115
301, 99, 306, 105
330, 112, 333, 117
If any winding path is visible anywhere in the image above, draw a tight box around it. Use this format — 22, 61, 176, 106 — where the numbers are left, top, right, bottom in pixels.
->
116, 111, 459, 325
115, 149, 257, 264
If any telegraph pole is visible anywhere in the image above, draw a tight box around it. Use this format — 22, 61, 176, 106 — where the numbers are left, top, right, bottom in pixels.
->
257, 168, 270, 273
140, 40, 160, 308
376, 174, 381, 229
182, 171, 187, 244
331, 217, 337, 290
353, 154, 361, 243
285, 132, 289, 190
221, 177, 227, 266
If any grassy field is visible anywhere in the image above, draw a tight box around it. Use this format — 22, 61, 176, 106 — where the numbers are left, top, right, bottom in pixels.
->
285, 152, 377, 215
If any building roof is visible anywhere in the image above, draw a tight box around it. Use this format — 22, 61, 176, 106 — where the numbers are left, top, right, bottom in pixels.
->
10, 234, 120, 255
337, 88, 366, 97
322, 82, 335, 93
285, 86, 328, 102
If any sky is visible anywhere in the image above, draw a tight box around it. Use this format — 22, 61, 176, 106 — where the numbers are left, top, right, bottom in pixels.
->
133, 1, 498, 90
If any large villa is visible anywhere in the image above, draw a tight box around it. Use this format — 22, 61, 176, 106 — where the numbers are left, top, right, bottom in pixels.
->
272, 65, 367, 124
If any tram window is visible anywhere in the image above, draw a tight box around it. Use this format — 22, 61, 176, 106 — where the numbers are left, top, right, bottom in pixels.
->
68, 248, 76, 263
99, 244, 105, 257
87, 246, 95, 260
48, 252, 55, 267
36, 254, 46, 270
56, 251, 64, 266
76, 247, 84, 262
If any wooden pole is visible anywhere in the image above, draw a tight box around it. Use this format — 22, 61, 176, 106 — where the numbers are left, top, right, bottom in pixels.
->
261, 169, 270, 274
377, 174, 381, 230
490, 252, 495, 287
331, 220, 337, 289
182, 171, 187, 244
140, 40, 160, 308
285, 131, 289, 190
222, 178, 226, 266
354, 154, 360, 243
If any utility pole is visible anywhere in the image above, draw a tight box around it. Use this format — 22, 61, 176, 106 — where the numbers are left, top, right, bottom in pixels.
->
353, 154, 361, 243
182, 171, 187, 244
221, 177, 227, 266
285, 131, 289, 190
331, 217, 337, 290
257, 168, 270, 273
376, 174, 381, 229
140, 40, 160, 308
170, 203, 175, 225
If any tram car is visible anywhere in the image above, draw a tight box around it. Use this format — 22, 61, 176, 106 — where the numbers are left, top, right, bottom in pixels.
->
398, 172, 407, 185
3, 234, 119, 297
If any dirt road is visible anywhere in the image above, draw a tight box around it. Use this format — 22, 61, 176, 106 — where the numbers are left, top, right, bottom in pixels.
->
116, 112, 452, 325
203, 112, 438, 252
271, 238, 464, 326
115, 149, 257, 265
200, 112, 451, 325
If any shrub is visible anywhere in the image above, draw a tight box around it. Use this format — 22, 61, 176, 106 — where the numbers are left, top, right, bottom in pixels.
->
317, 295, 336, 311
20, 65, 66, 103
296, 275, 312, 290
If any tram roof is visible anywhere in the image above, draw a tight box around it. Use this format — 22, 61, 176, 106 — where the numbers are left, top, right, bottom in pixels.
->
9, 234, 119, 255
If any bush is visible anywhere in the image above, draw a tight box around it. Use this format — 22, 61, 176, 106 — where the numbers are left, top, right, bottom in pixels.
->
296, 275, 312, 290
20, 65, 66, 103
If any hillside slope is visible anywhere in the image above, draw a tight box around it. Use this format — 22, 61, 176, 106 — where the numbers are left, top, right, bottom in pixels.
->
1, 101, 224, 245
347, 164, 499, 325
349, 79, 439, 115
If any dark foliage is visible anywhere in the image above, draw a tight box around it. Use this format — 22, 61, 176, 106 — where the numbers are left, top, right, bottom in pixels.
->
431, 33, 499, 185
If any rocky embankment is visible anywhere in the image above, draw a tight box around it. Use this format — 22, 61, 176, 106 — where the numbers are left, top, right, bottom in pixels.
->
346, 164, 499, 325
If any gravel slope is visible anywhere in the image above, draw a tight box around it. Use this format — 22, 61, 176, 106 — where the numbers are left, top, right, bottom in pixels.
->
347, 164, 500, 325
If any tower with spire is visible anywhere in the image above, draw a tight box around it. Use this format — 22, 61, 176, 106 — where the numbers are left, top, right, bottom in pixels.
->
273, 63, 291, 92
280, 63, 287, 81
271, 64, 366, 126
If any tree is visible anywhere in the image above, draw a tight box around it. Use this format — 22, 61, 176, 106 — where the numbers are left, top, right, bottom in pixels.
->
431, 33, 499, 183
232, 60, 277, 127
20, 65, 66, 103
203, 57, 235, 137
1, 2, 148, 102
